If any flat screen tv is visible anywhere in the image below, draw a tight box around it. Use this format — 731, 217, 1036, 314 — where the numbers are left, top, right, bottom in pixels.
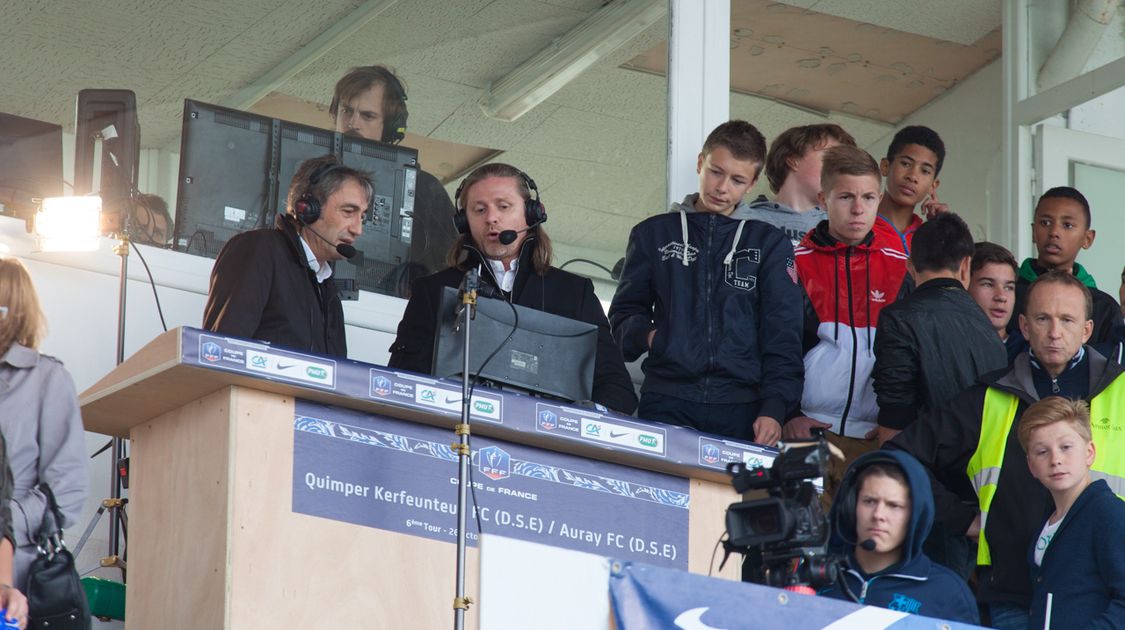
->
173, 99, 420, 297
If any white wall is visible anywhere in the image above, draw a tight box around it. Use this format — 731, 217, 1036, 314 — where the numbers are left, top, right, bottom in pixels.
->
863, 60, 1005, 246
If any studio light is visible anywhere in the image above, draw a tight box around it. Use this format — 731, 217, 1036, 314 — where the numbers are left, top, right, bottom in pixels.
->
480, 0, 665, 122
35, 195, 102, 252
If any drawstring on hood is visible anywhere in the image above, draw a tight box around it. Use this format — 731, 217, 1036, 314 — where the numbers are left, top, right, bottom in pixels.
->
671, 193, 753, 268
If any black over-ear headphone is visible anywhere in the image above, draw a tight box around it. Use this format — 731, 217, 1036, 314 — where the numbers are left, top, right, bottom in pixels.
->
293, 159, 342, 225
381, 72, 409, 145
452, 169, 547, 235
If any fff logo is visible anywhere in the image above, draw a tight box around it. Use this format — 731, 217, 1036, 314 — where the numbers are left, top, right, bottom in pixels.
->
477, 446, 511, 481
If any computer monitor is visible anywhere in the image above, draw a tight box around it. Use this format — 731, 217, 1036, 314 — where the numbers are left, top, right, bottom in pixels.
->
173, 99, 418, 296
431, 286, 597, 403
0, 112, 64, 220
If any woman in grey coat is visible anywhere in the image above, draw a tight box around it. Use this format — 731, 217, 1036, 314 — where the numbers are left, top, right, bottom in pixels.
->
0, 258, 88, 594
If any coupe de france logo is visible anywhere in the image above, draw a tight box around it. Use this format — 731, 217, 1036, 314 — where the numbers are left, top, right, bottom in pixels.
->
478, 446, 511, 481
372, 375, 392, 397
201, 341, 221, 363
538, 409, 558, 430
701, 443, 721, 465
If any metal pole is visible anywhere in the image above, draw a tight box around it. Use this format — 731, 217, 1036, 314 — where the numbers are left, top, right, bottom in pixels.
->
453, 270, 478, 630
107, 236, 130, 566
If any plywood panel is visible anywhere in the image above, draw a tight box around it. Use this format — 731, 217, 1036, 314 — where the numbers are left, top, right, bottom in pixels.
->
125, 387, 234, 630
688, 478, 741, 580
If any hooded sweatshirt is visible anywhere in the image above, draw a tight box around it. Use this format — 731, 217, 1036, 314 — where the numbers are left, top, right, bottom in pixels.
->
746, 195, 827, 248
1009, 258, 1125, 347
819, 450, 980, 625
794, 221, 911, 437
609, 194, 804, 421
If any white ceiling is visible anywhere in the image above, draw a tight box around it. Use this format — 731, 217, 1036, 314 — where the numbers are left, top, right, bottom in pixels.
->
0, 0, 1002, 258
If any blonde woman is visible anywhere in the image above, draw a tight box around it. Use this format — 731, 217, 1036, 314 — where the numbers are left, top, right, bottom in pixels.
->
0, 258, 88, 607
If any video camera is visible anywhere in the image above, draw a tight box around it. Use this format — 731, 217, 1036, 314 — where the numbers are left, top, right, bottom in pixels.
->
723, 435, 841, 590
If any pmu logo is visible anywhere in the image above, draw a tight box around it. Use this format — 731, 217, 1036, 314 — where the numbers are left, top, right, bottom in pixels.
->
372, 376, 392, 397
306, 366, 328, 379
637, 434, 659, 448
538, 410, 558, 430
478, 446, 511, 481
701, 443, 721, 465
473, 400, 495, 415
201, 342, 221, 363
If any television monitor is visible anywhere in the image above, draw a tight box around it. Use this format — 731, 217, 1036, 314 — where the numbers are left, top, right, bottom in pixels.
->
431, 286, 597, 403
0, 112, 64, 220
174, 99, 418, 296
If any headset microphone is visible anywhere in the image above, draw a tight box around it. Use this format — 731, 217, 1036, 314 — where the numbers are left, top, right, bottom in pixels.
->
498, 218, 545, 245
860, 539, 877, 552
305, 224, 357, 259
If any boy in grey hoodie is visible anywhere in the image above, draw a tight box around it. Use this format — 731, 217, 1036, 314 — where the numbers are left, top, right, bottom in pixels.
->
609, 121, 804, 446
747, 123, 857, 247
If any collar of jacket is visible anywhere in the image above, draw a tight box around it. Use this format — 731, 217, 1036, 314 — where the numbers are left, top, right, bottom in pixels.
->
990, 345, 1121, 402
275, 213, 315, 269
0, 343, 37, 370
456, 235, 540, 296
914, 277, 965, 293
807, 219, 875, 251
1019, 257, 1098, 289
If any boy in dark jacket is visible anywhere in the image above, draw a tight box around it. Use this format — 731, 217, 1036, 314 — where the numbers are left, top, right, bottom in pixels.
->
1009, 186, 1124, 346
609, 120, 803, 445
873, 213, 1007, 446
1019, 397, 1125, 630
819, 450, 980, 625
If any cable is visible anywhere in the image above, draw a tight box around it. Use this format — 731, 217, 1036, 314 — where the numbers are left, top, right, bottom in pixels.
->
129, 241, 168, 332
708, 531, 729, 577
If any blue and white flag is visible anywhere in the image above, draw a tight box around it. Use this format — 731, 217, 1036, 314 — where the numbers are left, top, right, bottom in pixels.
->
609, 559, 985, 630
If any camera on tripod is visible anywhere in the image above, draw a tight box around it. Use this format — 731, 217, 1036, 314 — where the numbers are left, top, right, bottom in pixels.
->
723, 434, 841, 590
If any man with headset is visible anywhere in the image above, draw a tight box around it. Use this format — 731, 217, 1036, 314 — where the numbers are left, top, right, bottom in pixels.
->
386, 162, 638, 415
330, 65, 457, 282
202, 155, 374, 357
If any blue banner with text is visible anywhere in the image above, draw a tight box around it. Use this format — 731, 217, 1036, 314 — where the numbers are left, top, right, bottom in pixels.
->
292, 399, 690, 569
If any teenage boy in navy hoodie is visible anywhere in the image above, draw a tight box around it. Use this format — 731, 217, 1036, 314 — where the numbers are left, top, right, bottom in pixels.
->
1019, 397, 1125, 630
820, 450, 979, 625
609, 120, 803, 446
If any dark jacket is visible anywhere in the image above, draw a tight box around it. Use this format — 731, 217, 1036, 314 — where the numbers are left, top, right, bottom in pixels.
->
203, 213, 347, 357
1009, 258, 1125, 347
1029, 480, 1125, 630
820, 450, 980, 625
608, 195, 803, 421
387, 239, 638, 415
873, 277, 1008, 430
887, 346, 1125, 608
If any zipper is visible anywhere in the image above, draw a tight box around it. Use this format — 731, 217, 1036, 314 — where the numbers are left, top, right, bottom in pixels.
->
839, 246, 859, 434
1051, 377, 1060, 394
703, 214, 714, 402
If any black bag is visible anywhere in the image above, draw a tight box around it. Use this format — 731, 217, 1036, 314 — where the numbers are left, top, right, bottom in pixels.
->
25, 483, 91, 630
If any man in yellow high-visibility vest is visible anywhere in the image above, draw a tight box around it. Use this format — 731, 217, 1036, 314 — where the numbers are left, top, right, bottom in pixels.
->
888, 270, 1125, 630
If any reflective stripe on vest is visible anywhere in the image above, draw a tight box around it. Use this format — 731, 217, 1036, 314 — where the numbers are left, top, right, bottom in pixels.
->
968, 388, 1020, 566
971, 377, 1125, 566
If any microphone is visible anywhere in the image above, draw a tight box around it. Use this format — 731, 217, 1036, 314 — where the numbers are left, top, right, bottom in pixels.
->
304, 224, 356, 259
498, 218, 545, 245
859, 539, 877, 552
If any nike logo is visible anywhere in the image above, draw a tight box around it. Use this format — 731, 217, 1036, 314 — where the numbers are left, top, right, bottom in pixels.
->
610, 431, 629, 438
445, 396, 461, 404
277, 363, 295, 370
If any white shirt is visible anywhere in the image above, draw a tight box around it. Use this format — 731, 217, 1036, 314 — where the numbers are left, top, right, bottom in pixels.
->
487, 258, 518, 293
298, 234, 333, 283
1034, 516, 1063, 566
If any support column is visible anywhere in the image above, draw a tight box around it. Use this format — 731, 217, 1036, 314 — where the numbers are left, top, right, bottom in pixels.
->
666, 0, 730, 205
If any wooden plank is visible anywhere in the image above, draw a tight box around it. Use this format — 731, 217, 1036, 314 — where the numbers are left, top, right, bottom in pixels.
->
125, 387, 233, 630
688, 478, 741, 580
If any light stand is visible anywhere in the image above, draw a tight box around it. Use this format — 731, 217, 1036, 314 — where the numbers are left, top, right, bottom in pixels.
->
452, 268, 479, 630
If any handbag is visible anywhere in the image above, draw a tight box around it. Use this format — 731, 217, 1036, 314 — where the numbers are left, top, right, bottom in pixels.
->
25, 483, 91, 630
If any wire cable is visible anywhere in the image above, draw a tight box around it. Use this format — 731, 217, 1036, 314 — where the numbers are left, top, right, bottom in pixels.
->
129, 241, 168, 332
